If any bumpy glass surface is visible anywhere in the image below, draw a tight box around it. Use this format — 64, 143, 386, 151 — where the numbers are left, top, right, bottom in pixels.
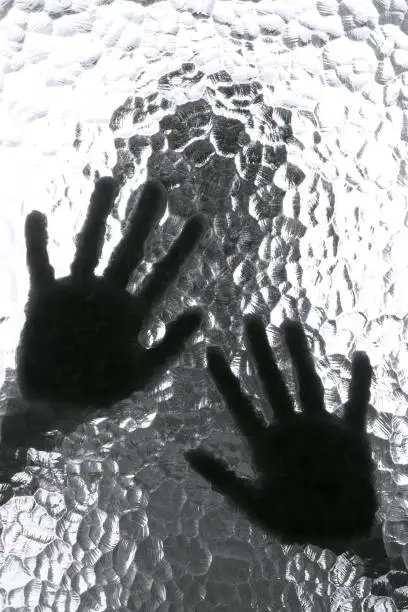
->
0, 0, 407, 610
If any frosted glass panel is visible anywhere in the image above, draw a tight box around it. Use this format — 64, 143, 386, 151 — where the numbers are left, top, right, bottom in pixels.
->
0, 0, 407, 609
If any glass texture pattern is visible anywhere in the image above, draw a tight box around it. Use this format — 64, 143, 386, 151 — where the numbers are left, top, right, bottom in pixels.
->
0, 0, 407, 610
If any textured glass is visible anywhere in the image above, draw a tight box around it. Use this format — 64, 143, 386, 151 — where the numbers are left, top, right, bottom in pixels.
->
0, 0, 407, 610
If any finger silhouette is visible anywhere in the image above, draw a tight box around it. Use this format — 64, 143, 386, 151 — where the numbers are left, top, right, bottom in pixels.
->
185, 449, 265, 523
138, 213, 209, 310
244, 314, 295, 421
283, 320, 325, 415
206, 345, 266, 439
71, 176, 118, 280
344, 351, 372, 431
104, 180, 167, 288
25, 211, 55, 292
134, 307, 204, 390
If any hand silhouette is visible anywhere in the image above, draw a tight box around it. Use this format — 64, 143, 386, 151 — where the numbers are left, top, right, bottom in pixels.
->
185, 315, 378, 552
16, 177, 208, 407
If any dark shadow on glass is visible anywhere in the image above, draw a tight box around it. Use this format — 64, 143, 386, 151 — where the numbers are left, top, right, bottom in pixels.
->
185, 314, 380, 559
15, 176, 208, 408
